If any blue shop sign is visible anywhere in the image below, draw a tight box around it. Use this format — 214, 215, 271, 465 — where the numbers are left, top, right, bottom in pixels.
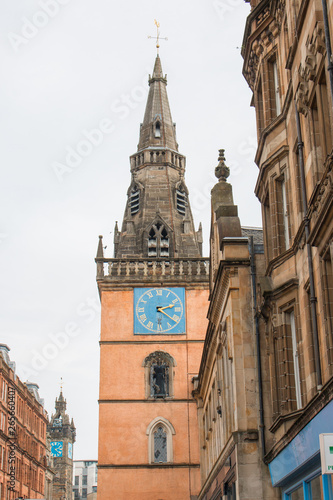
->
269, 400, 333, 487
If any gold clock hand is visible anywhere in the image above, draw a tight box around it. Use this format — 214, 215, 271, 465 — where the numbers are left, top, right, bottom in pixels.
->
159, 304, 175, 311
157, 308, 176, 321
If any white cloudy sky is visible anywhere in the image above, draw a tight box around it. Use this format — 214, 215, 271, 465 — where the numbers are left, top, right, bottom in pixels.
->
0, 0, 260, 459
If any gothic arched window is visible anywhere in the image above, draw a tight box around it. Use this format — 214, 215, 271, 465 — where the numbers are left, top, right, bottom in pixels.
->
146, 417, 175, 464
129, 187, 140, 215
143, 351, 176, 399
147, 222, 170, 257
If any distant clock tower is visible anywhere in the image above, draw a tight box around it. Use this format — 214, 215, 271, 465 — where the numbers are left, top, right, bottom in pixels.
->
48, 389, 76, 500
96, 54, 209, 499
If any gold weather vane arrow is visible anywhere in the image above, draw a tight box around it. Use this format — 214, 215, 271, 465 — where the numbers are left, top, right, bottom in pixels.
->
148, 19, 168, 54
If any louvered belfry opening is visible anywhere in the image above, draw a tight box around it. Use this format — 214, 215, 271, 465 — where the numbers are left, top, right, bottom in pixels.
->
148, 222, 169, 257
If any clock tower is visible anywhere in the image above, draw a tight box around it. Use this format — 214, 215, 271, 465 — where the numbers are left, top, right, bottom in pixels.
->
48, 389, 76, 500
96, 54, 209, 499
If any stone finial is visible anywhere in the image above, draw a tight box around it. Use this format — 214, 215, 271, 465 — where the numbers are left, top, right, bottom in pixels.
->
96, 235, 104, 259
215, 149, 230, 182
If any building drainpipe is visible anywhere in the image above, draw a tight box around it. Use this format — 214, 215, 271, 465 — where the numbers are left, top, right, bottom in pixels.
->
250, 236, 266, 457
295, 101, 323, 390
321, 0, 333, 105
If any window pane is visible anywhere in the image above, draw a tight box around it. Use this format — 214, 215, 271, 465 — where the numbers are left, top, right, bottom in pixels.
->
310, 475, 323, 500
290, 485, 303, 499
154, 426, 167, 462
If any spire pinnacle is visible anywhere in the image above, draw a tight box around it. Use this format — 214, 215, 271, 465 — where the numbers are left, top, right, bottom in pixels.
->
148, 20, 168, 55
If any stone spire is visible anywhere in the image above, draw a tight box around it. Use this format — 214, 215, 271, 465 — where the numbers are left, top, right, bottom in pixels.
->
113, 56, 202, 259
138, 55, 178, 151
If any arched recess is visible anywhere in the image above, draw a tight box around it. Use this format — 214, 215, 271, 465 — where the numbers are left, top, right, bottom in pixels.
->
142, 351, 176, 399
146, 417, 176, 464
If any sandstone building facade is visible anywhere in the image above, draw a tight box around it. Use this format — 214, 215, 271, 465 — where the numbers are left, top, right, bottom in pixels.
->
96, 54, 209, 499
242, 0, 333, 497
0, 344, 48, 500
193, 152, 278, 500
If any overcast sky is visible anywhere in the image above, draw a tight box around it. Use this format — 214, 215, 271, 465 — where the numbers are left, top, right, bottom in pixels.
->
0, 0, 260, 460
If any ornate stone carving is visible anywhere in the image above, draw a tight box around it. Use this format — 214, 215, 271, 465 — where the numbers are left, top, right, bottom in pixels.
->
256, 6, 270, 28
296, 65, 309, 115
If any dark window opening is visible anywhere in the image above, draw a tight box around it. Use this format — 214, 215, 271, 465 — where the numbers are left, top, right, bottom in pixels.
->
151, 362, 169, 398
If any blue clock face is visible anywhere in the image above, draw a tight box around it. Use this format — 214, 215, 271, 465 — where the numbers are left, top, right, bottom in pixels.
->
51, 441, 63, 457
68, 442, 73, 459
134, 287, 185, 334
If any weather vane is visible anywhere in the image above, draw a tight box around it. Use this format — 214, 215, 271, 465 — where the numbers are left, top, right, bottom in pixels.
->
148, 19, 168, 54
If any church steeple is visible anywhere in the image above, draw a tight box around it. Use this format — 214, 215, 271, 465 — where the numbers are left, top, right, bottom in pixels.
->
114, 56, 202, 259
138, 55, 178, 151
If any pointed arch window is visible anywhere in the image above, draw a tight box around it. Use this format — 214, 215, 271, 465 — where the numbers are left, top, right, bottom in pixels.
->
147, 222, 170, 257
129, 187, 140, 215
176, 189, 187, 216
143, 351, 176, 399
146, 417, 175, 464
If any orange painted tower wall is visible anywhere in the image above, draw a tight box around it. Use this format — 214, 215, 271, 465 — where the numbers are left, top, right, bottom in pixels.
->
97, 287, 208, 499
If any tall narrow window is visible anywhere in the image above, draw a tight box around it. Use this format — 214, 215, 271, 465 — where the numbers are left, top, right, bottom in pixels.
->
129, 187, 140, 215
267, 55, 281, 120
273, 60, 281, 115
155, 122, 161, 138
148, 228, 157, 257
286, 310, 302, 410
176, 189, 187, 216
268, 57, 281, 119
154, 426, 167, 462
160, 228, 169, 257
276, 176, 290, 253
281, 178, 290, 250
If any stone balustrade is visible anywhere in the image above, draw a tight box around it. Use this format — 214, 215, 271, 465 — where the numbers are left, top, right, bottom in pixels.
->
96, 257, 210, 283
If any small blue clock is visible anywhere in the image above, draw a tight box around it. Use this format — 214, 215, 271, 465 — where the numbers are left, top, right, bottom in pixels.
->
51, 441, 63, 457
134, 287, 185, 334
68, 442, 73, 459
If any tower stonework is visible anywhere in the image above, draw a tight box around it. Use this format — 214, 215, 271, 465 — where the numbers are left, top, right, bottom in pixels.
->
96, 55, 209, 499
47, 390, 76, 500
